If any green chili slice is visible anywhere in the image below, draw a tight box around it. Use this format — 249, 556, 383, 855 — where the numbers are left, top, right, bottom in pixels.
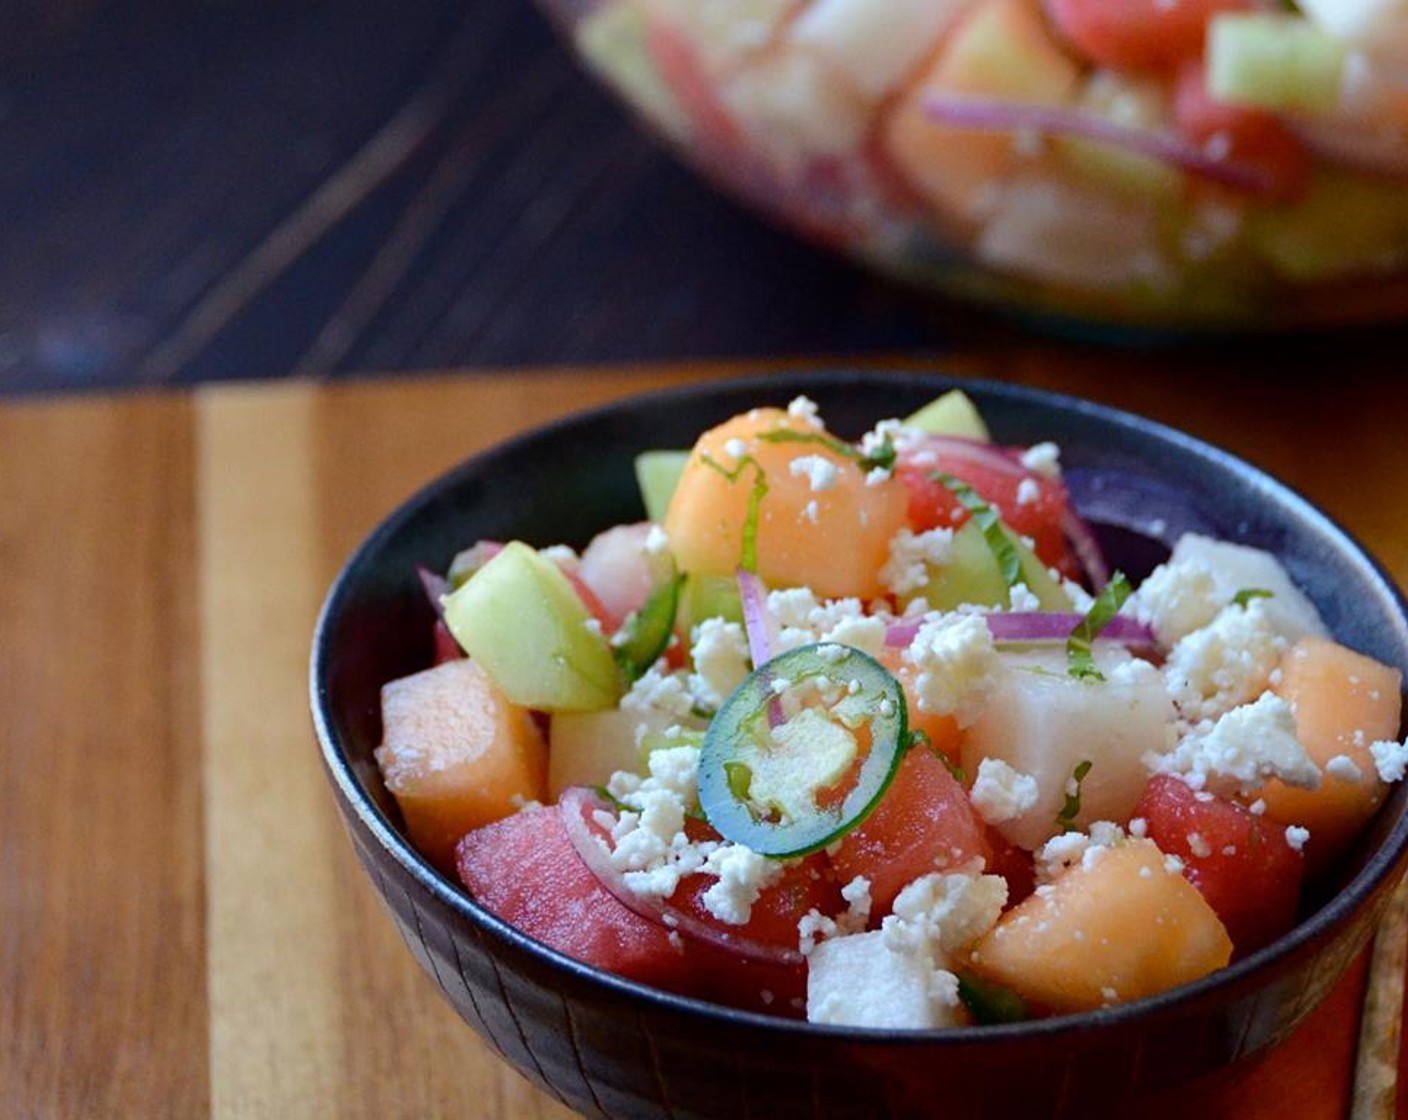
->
698, 643, 908, 858
933, 473, 1023, 596
957, 972, 1030, 1025
613, 568, 684, 682
1066, 571, 1133, 682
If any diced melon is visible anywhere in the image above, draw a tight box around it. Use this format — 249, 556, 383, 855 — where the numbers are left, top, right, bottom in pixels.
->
960, 649, 1177, 850
442, 541, 622, 712
635, 450, 691, 523
1207, 12, 1346, 114
548, 706, 662, 799
789, 0, 976, 100
663, 408, 909, 599
1260, 637, 1403, 869
376, 658, 548, 870
578, 521, 674, 629
902, 388, 991, 440
882, 0, 1081, 224
968, 838, 1233, 1013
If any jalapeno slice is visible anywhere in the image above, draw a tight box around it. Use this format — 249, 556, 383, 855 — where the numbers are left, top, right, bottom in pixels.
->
698, 642, 909, 858
613, 567, 683, 682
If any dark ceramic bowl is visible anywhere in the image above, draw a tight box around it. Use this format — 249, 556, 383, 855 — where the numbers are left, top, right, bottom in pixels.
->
312, 370, 1408, 1118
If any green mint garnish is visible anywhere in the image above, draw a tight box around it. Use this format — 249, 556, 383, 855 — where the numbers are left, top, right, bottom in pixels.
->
702, 452, 769, 573
757, 429, 896, 474
1232, 588, 1274, 608
1067, 571, 1133, 681
934, 472, 1023, 594
1054, 759, 1093, 831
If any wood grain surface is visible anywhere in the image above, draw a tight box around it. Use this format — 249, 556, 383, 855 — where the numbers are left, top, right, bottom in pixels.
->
2, 355, 1406, 1118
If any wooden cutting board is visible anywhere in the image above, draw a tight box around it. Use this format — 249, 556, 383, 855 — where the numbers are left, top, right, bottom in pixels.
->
3, 355, 1406, 1118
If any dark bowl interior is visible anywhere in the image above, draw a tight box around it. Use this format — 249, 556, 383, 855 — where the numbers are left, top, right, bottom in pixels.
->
312, 370, 1408, 1118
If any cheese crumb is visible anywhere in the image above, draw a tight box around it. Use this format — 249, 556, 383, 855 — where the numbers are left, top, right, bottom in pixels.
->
1371, 738, 1408, 783
1325, 754, 1364, 784
1285, 826, 1310, 853
1163, 600, 1286, 722
790, 454, 840, 492
969, 758, 1040, 826
904, 613, 1000, 727
1147, 692, 1320, 796
1020, 441, 1062, 478
880, 527, 955, 596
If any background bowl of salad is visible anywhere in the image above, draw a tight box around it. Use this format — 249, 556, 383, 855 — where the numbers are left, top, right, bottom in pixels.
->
312, 370, 1408, 1117
540, 0, 1408, 335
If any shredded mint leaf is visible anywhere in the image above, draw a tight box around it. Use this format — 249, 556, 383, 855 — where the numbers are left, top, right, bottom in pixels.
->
1054, 759, 1093, 831
1232, 587, 1274, 608
757, 429, 896, 474
934, 472, 1022, 594
1066, 571, 1133, 681
701, 452, 769, 573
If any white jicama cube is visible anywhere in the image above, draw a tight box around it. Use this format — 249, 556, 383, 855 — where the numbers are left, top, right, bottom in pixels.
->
960, 650, 1177, 851
790, 0, 977, 99
1166, 534, 1328, 644
806, 931, 963, 1028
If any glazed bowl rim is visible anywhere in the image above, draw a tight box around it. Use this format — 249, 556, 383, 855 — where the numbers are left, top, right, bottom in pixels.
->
311, 367, 1408, 1046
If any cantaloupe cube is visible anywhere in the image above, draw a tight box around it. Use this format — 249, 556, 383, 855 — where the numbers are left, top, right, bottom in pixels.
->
968, 838, 1233, 1013
376, 658, 548, 870
1260, 637, 1403, 869
882, 0, 1081, 224
663, 407, 909, 599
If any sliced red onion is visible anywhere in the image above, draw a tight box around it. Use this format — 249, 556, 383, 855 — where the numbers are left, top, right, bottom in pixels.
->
736, 567, 774, 669
557, 787, 803, 967
1062, 507, 1111, 592
885, 611, 1155, 650
417, 565, 450, 619
902, 433, 1028, 476
923, 96, 1281, 196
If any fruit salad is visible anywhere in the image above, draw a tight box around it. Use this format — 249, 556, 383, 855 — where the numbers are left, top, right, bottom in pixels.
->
375, 390, 1408, 1028
546, 0, 1408, 330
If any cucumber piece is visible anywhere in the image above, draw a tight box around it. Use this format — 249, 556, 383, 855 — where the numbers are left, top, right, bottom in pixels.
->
903, 389, 991, 440
680, 571, 744, 630
910, 520, 1070, 612
1207, 13, 1346, 114
442, 541, 622, 712
634, 449, 690, 522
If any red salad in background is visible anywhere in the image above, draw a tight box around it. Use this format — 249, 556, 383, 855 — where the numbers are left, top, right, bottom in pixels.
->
374, 390, 1408, 1027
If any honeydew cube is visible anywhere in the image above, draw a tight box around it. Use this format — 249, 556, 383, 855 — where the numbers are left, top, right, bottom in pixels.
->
960, 650, 1177, 850
443, 541, 622, 712
902, 389, 991, 441
575, 4, 691, 141
1207, 13, 1346, 114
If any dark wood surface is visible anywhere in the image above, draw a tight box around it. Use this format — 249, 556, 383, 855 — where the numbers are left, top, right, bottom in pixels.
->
7, 0, 1406, 399
0, 0, 974, 396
